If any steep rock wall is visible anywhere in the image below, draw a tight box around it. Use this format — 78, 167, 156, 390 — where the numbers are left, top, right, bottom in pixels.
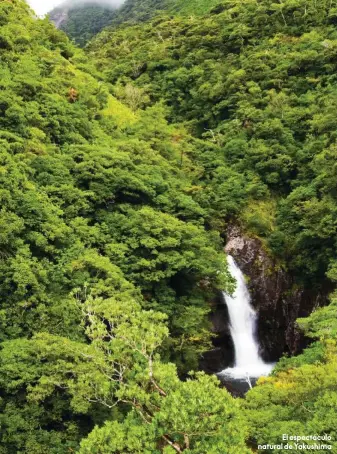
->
201, 225, 328, 373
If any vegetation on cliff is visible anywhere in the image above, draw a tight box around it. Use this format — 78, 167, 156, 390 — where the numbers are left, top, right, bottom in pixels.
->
0, 0, 337, 452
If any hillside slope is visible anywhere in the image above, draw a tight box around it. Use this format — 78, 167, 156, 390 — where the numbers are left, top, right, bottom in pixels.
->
0, 1, 244, 452
49, 0, 221, 45
109, 0, 221, 25
89, 0, 337, 286
1, 0, 337, 453
49, 2, 118, 46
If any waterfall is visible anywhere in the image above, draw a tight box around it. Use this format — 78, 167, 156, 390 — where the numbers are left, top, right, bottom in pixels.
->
220, 255, 273, 380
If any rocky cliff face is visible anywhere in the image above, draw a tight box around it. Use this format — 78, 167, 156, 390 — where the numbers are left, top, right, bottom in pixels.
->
200, 225, 329, 374
50, 9, 69, 29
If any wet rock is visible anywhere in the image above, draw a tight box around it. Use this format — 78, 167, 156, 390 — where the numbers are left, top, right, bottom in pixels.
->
201, 225, 329, 374
224, 225, 326, 361
200, 298, 234, 373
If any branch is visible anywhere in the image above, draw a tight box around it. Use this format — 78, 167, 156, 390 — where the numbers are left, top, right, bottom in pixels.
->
162, 435, 183, 453
184, 434, 190, 450
149, 355, 167, 397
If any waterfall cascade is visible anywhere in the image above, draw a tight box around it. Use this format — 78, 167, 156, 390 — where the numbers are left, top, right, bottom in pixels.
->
220, 256, 273, 380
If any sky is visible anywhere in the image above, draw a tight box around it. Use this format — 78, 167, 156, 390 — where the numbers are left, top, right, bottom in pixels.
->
28, 0, 60, 15
27, 0, 125, 16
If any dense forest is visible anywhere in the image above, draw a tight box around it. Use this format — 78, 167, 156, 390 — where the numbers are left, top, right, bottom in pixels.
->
0, 0, 336, 452
89, 0, 337, 287
49, 2, 119, 47
49, 0, 220, 46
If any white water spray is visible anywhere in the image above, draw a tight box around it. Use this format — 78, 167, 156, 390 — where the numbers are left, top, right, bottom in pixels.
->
220, 256, 273, 379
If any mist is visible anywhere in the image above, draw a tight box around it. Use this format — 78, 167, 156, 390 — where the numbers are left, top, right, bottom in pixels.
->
27, 0, 126, 16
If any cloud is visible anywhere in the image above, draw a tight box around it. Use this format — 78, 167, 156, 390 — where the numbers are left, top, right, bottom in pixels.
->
27, 0, 125, 16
